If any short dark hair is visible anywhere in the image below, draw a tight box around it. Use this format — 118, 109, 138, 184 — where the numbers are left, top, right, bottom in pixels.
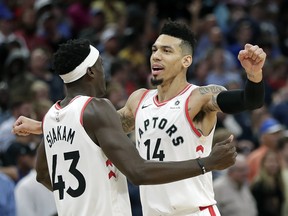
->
53, 39, 91, 75
160, 20, 196, 55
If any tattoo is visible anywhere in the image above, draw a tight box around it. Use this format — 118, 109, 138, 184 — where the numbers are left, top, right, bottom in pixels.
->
199, 86, 223, 113
119, 111, 135, 133
198, 85, 224, 95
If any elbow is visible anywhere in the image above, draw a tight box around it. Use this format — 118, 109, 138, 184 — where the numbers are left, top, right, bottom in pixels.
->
124, 166, 150, 186
36, 170, 49, 184
246, 98, 265, 110
126, 171, 145, 186
36, 172, 45, 184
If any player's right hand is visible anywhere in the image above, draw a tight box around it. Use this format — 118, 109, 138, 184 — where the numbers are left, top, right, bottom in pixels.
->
206, 135, 237, 171
12, 116, 43, 136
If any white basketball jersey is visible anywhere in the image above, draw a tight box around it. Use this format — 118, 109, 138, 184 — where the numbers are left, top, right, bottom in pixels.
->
135, 85, 216, 216
43, 96, 132, 216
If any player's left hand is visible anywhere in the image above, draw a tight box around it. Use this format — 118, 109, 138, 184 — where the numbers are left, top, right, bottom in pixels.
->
238, 44, 266, 82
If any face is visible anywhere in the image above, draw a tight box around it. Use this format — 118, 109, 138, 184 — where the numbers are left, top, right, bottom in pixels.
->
229, 156, 249, 185
263, 151, 280, 176
262, 131, 283, 149
150, 35, 190, 86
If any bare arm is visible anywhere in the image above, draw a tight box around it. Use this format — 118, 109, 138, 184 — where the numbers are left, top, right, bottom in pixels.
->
35, 139, 52, 191
117, 88, 147, 133
85, 98, 236, 185
12, 89, 147, 136
12, 116, 43, 135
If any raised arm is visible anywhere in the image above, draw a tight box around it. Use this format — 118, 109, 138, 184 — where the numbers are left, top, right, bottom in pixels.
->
201, 44, 265, 115
216, 44, 265, 113
86, 98, 237, 185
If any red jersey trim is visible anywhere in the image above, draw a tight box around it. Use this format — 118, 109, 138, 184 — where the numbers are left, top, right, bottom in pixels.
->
135, 90, 150, 117
153, 84, 192, 107
185, 93, 201, 137
199, 205, 216, 216
80, 97, 94, 126
54, 96, 81, 110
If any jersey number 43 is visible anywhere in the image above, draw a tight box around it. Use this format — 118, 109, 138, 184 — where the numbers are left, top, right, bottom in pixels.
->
52, 151, 86, 200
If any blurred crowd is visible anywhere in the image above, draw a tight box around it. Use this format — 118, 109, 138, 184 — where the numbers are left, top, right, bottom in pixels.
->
1, 0, 288, 215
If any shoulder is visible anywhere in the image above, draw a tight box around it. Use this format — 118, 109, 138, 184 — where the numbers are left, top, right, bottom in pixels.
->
82, 98, 120, 136
196, 84, 227, 95
84, 98, 116, 119
125, 88, 148, 111
128, 88, 148, 101
189, 84, 226, 106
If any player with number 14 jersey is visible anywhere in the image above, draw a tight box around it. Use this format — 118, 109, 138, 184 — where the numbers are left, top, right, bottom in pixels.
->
135, 84, 217, 216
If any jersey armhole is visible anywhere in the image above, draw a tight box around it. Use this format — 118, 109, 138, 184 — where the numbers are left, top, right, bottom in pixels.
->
185, 92, 202, 137
134, 90, 150, 117
80, 97, 94, 126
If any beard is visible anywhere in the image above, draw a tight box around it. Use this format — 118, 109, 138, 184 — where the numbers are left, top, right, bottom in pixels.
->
150, 76, 163, 86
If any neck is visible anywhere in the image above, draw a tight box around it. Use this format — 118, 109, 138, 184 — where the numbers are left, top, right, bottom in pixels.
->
61, 83, 95, 106
156, 74, 189, 102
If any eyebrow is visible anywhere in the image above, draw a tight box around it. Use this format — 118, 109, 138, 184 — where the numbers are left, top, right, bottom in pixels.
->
152, 44, 174, 50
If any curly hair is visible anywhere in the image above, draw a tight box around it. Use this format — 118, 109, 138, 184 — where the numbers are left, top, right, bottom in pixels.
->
53, 39, 91, 75
160, 20, 196, 55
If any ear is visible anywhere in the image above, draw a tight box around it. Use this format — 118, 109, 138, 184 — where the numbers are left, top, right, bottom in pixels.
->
182, 55, 192, 68
87, 67, 95, 77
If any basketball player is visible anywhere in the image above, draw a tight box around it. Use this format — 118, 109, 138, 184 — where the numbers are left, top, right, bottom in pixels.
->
13, 20, 266, 215
26, 38, 236, 216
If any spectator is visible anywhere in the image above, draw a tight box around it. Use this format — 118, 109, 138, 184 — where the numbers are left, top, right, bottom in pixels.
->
247, 117, 284, 182
0, 99, 33, 154
78, 8, 106, 47
98, 25, 120, 81
270, 84, 288, 128
3, 137, 37, 183
28, 47, 65, 102
0, 82, 10, 125
276, 136, 288, 216
15, 169, 57, 216
250, 150, 284, 216
0, 172, 16, 216
214, 154, 257, 216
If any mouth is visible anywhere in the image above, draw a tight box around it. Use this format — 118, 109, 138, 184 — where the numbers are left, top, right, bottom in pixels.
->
151, 64, 164, 76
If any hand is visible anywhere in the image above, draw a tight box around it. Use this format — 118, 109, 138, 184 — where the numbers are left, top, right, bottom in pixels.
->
203, 135, 237, 171
238, 44, 266, 82
12, 116, 43, 136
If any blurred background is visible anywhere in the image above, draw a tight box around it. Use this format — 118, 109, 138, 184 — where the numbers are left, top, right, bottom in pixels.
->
1, 0, 288, 215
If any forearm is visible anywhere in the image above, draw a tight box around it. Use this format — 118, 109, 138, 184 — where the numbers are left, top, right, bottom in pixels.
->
216, 79, 264, 114
126, 159, 207, 185
33, 120, 43, 134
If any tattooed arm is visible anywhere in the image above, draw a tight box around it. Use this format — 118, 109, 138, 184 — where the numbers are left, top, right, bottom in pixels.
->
198, 85, 227, 114
117, 88, 147, 134
117, 107, 135, 133
186, 85, 227, 136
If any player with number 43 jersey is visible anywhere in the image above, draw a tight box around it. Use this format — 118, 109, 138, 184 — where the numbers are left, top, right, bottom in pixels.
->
43, 96, 131, 216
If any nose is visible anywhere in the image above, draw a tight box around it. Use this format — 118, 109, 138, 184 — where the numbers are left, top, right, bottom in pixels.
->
152, 50, 161, 61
